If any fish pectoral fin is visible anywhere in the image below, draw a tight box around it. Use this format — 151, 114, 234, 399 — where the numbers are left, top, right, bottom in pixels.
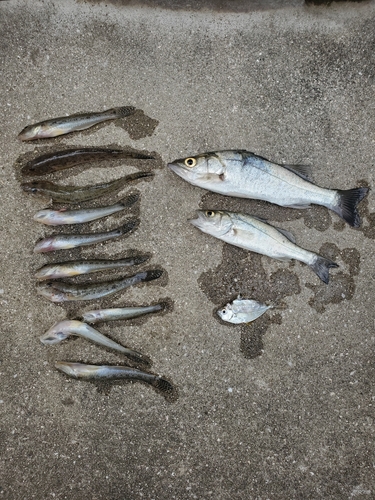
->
275, 227, 296, 244
284, 203, 311, 209
282, 164, 314, 182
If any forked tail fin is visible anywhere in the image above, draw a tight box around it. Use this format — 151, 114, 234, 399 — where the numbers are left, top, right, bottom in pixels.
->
309, 256, 338, 284
333, 187, 369, 227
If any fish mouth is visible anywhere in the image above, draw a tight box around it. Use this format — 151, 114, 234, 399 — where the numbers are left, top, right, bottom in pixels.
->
188, 211, 206, 229
167, 162, 190, 179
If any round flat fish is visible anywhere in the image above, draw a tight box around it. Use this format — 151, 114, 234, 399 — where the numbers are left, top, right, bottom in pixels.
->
218, 297, 272, 324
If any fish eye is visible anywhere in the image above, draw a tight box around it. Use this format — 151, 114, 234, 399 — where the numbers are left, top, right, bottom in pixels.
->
222, 310, 227, 315
31, 187, 37, 193
185, 158, 197, 167
205, 211, 215, 217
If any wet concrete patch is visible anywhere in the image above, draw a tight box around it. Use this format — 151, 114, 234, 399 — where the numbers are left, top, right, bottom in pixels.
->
356, 181, 375, 240
200, 191, 333, 232
114, 109, 159, 140
306, 243, 360, 313
199, 244, 301, 359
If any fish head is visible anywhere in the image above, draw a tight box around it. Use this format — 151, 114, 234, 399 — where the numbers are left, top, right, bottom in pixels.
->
217, 303, 234, 322
40, 322, 70, 345
189, 210, 233, 237
18, 124, 42, 141
55, 362, 80, 378
33, 210, 56, 224
168, 151, 229, 186
21, 181, 49, 197
36, 283, 66, 302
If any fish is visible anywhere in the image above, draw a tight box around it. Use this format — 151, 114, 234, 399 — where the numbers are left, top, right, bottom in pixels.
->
168, 150, 369, 227
37, 269, 163, 302
35, 255, 150, 280
55, 362, 175, 396
82, 303, 164, 324
18, 106, 136, 141
21, 171, 153, 203
33, 219, 138, 253
33, 192, 139, 225
41, 320, 149, 366
189, 210, 338, 283
21, 147, 154, 176
217, 295, 272, 324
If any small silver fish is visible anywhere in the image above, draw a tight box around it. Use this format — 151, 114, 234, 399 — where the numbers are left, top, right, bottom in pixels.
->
35, 255, 150, 280
82, 303, 163, 324
33, 219, 138, 253
41, 320, 150, 366
37, 269, 163, 302
55, 362, 175, 396
18, 106, 136, 141
189, 210, 338, 283
168, 150, 369, 227
217, 296, 272, 324
33, 192, 139, 226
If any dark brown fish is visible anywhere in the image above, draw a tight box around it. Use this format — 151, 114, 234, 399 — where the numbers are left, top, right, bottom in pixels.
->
21, 147, 155, 176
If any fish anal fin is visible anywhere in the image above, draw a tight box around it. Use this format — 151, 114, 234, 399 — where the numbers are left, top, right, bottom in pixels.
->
282, 164, 313, 182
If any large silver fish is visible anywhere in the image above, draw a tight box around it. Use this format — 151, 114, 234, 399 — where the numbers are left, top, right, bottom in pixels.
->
18, 106, 135, 141
218, 296, 272, 324
33, 219, 138, 253
82, 303, 163, 324
168, 150, 369, 227
189, 210, 338, 283
41, 320, 149, 365
33, 192, 139, 225
55, 362, 175, 396
35, 255, 149, 280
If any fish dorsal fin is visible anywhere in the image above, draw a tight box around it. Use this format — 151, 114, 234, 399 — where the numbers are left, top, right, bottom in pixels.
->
276, 227, 296, 244
282, 164, 313, 182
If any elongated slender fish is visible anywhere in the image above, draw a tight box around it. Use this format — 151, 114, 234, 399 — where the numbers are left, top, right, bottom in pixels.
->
34, 192, 139, 226
190, 210, 338, 283
33, 219, 138, 253
22, 171, 153, 203
22, 147, 154, 176
82, 303, 163, 324
41, 320, 149, 365
18, 106, 136, 141
218, 296, 272, 324
55, 362, 175, 396
35, 255, 150, 280
168, 150, 369, 227
37, 269, 163, 302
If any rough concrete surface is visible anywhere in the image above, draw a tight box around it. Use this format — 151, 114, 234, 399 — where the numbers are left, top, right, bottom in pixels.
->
1, 1, 375, 498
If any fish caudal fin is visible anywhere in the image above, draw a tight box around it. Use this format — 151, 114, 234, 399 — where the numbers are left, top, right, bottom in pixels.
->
143, 269, 164, 282
333, 187, 369, 227
119, 219, 139, 235
152, 376, 177, 397
132, 254, 151, 266
309, 256, 338, 284
120, 192, 140, 208
114, 106, 136, 118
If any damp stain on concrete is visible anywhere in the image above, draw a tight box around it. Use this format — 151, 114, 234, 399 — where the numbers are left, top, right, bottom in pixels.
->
114, 109, 159, 140
356, 180, 375, 240
306, 243, 360, 313
198, 244, 301, 359
200, 192, 333, 232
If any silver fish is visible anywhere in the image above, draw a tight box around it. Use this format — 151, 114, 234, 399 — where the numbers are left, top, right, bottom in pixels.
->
18, 106, 135, 140
168, 150, 369, 227
33, 192, 139, 226
33, 219, 138, 253
82, 303, 163, 324
55, 362, 175, 396
218, 296, 272, 324
41, 320, 149, 365
35, 255, 150, 280
189, 210, 338, 283
37, 269, 163, 302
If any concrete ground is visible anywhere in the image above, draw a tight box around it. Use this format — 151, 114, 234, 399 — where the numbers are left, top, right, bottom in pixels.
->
1, 1, 375, 498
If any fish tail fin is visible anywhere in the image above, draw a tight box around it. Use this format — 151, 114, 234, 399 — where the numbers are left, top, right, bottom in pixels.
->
132, 254, 151, 266
111, 106, 136, 118
309, 256, 338, 284
120, 192, 140, 208
332, 187, 369, 227
119, 219, 139, 235
142, 269, 164, 282
152, 376, 178, 400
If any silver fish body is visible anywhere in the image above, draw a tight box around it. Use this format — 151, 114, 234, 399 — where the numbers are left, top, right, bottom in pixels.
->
190, 210, 337, 283
33, 192, 139, 225
55, 362, 175, 396
37, 269, 163, 302
33, 219, 138, 253
82, 304, 163, 324
218, 296, 272, 324
35, 255, 149, 280
41, 320, 148, 365
18, 106, 135, 140
168, 150, 368, 227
